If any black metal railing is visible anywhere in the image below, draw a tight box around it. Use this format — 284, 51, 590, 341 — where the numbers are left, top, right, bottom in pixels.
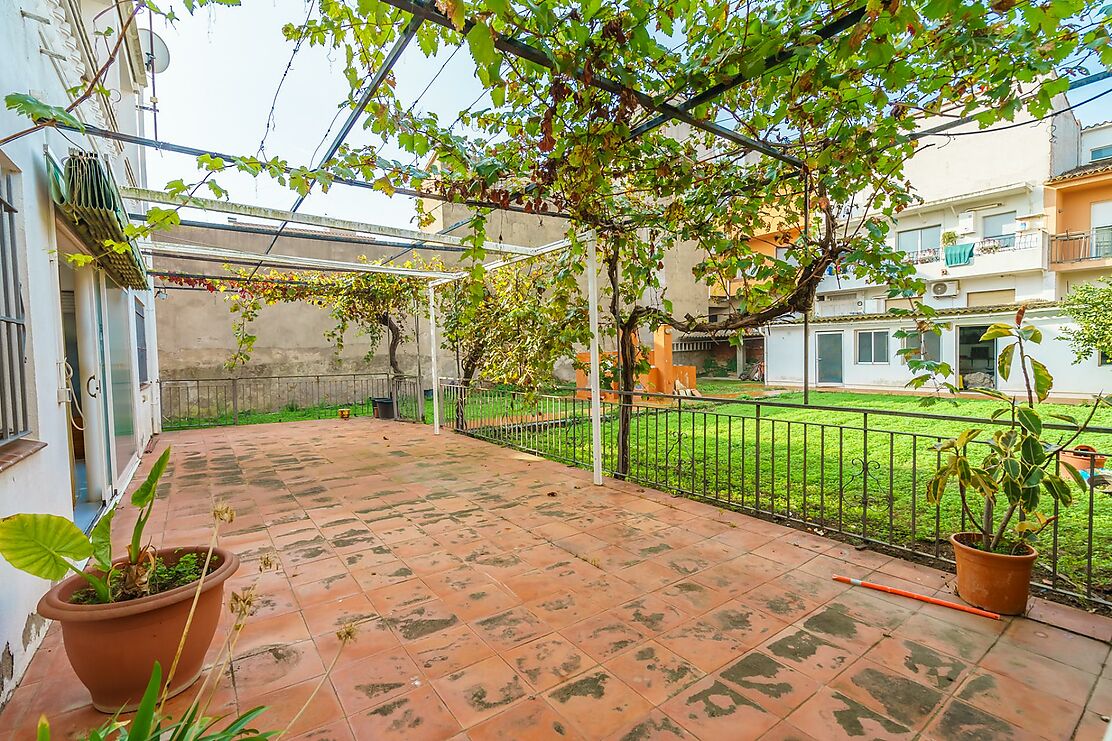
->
439, 381, 1112, 607
1051, 227, 1112, 263
160, 373, 425, 429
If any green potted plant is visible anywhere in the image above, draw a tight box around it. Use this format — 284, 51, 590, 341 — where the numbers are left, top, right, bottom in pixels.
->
0, 448, 240, 711
941, 230, 958, 247
924, 309, 1100, 614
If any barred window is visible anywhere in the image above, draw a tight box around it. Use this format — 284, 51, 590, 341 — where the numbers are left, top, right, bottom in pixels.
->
0, 171, 29, 445
135, 297, 148, 384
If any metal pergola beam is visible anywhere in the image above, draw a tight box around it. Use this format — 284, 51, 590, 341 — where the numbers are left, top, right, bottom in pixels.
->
57, 123, 572, 219
122, 186, 537, 255
375, 0, 802, 167
142, 241, 461, 279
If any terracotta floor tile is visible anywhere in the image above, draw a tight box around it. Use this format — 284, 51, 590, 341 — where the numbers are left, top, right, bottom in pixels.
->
350, 560, 418, 591
956, 668, 1084, 739
1001, 619, 1109, 675
892, 611, 1000, 663
385, 599, 461, 643
312, 616, 399, 667
617, 560, 682, 592
468, 697, 585, 741
860, 635, 970, 692
504, 634, 595, 691
236, 675, 344, 737
329, 647, 424, 715
292, 572, 363, 608
716, 650, 821, 717
405, 550, 467, 576
794, 602, 887, 653
609, 594, 691, 637
287, 720, 356, 741
585, 545, 644, 573
405, 624, 494, 678
425, 565, 498, 597
979, 637, 1099, 705
659, 675, 780, 739
829, 658, 943, 731
562, 614, 652, 662
656, 579, 731, 615
757, 720, 819, 741
692, 554, 784, 594
473, 606, 554, 651
527, 591, 610, 629
231, 639, 326, 698
921, 698, 1041, 741
786, 687, 912, 740
546, 669, 655, 738
1073, 711, 1112, 741
346, 685, 461, 740
432, 655, 528, 728
604, 640, 705, 705
739, 580, 822, 623
300, 594, 379, 637
757, 627, 856, 682
367, 578, 437, 614
605, 709, 695, 740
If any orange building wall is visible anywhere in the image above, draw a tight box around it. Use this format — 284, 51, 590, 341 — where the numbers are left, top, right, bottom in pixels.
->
1051, 179, 1112, 234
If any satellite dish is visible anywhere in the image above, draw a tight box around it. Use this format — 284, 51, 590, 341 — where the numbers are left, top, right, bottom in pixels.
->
139, 30, 170, 74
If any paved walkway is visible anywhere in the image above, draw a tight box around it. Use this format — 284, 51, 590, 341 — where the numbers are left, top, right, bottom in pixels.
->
2, 418, 1110, 739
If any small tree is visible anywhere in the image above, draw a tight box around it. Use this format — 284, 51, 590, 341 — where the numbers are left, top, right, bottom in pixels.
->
1060, 280, 1112, 364
926, 308, 1102, 553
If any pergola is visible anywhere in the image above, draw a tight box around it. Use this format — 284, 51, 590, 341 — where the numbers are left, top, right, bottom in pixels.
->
63, 0, 1104, 486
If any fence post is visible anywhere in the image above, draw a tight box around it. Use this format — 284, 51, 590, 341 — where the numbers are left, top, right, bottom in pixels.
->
861, 411, 869, 542
392, 376, 400, 420
428, 284, 441, 434
232, 378, 239, 425
754, 403, 762, 506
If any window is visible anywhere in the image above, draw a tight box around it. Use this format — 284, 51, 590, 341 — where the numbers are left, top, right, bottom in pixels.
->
856, 329, 890, 364
1099, 350, 1111, 366
134, 297, 149, 384
1092, 144, 1112, 162
982, 211, 1017, 239
896, 225, 941, 256
967, 288, 1016, 307
0, 171, 30, 446
904, 331, 941, 363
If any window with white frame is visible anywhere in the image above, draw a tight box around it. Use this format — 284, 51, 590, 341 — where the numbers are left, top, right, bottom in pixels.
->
896, 225, 941, 257
1091, 144, 1112, 162
856, 329, 890, 364
0, 170, 30, 446
903, 330, 941, 363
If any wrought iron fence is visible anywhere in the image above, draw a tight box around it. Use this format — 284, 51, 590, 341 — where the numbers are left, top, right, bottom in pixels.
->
439, 381, 1112, 607
161, 373, 425, 429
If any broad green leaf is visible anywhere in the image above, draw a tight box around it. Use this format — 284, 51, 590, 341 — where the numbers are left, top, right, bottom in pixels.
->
36, 715, 50, 741
4, 93, 85, 132
89, 507, 115, 570
996, 341, 1016, 381
131, 447, 171, 508
465, 22, 498, 71
1029, 358, 1052, 401
1016, 406, 1042, 436
980, 323, 1014, 341
0, 513, 92, 581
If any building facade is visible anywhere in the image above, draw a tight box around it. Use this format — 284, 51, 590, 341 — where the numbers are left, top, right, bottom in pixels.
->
0, 0, 158, 709
763, 106, 1112, 398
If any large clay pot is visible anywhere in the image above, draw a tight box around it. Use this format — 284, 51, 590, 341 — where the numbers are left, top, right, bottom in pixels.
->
1060, 444, 1106, 473
37, 546, 239, 712
949, 533, 1036, 616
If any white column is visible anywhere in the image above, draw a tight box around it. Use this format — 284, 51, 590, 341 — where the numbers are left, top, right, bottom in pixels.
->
74, 269, 109, 504
428, 283, 441, 435
586, 236, 603, 485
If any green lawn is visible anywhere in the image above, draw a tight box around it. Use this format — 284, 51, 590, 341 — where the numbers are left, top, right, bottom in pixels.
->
449, 385, 1112, 599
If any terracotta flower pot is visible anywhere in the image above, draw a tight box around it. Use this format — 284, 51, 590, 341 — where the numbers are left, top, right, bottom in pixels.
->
1060, 444, 1106, 473
949, 533, 1036, 616
37, 546, 239, 713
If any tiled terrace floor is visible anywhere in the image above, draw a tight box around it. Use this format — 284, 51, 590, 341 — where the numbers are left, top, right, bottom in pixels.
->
3, 418, 1112, 740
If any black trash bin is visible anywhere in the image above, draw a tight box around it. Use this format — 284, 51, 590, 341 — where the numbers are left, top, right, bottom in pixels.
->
372, 397, 395, 419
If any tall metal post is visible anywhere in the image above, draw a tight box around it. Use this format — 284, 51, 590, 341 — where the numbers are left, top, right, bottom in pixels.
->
587, 236, 603, 485
428, 284, 441, 434
803, 312, 810, 405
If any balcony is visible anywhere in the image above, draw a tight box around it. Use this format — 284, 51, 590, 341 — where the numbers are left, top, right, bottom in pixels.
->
1050, 227, 1112, 271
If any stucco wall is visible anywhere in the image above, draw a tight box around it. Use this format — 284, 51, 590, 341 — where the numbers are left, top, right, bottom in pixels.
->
766, 308, 1112, 397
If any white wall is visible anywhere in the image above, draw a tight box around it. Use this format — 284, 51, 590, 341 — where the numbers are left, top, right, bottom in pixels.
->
1082, 123, 1112, 164
0, 0, 152, 709
767, 308, 1112, 397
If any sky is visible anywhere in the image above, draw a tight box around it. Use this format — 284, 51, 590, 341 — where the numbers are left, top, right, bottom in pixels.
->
141, 0, 1112, 234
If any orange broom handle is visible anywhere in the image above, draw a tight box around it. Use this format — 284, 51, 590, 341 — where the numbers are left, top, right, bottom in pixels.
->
832, 574, 1001, 620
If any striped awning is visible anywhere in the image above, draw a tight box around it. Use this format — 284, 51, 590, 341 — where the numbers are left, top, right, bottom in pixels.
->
49, 150, 147, 290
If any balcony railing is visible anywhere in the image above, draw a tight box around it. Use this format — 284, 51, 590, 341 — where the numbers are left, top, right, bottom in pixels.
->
1050, 227, 1112, 263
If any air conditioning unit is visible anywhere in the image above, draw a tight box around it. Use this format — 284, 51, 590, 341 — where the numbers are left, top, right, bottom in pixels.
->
931, 280, 960, 298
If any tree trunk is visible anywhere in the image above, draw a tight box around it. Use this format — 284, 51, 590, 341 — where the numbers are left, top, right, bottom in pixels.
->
606, 252, 637, 480
456, 355, 480, 432
379, 313, 404, 376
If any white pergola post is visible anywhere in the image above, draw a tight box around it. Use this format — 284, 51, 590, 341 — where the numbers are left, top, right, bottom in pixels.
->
428, 283, 441, 435
586, 235, 603, 485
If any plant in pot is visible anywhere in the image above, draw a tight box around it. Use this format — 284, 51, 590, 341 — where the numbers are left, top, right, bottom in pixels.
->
924, 309, 1102, 614
0, 448, 240, 711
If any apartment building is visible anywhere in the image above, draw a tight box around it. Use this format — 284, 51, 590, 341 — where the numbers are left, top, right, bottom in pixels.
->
0, 0, 158, 708
763, 103, 1112, 397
